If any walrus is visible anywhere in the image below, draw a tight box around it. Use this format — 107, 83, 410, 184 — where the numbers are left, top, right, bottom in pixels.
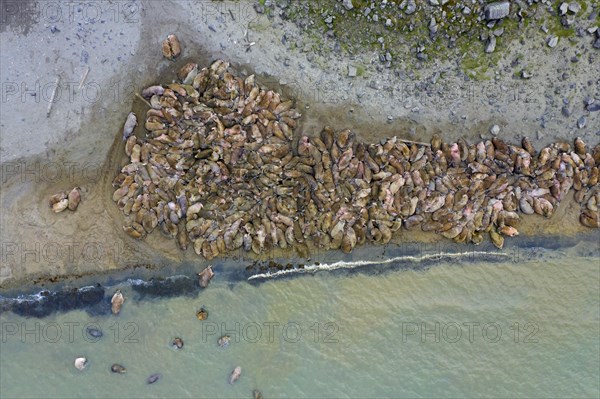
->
111, 364, 126, 374
172, 337, 184, 349
111, 289, 125, 315
196, 307, 208, 320
218, 335, 230, 347
253, 389, 262, 399
147, 373, 161, 384
229, 366, 241, 384
86, 326, 103, 338
74, 357, 88, 371
197, 266, 214, 288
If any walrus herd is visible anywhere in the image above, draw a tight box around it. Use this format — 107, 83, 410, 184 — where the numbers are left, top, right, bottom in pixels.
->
112, 58, 599, 258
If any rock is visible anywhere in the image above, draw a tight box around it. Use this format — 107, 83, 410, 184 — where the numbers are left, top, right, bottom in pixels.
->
484, 2, 510, 20
385, 52, 392, 62
587, 103, 600, 112
561, 106, 571, 117
577, 116, 587, 129
463, 6, 471, 15
559, 2, 569, 15
547, 36, 558, 48
405, 0, 416, 15
594, 39, 600, 49
490, 125, 500, 136
348, 66, 357, 77
485, 36, 497, 53
568, 2, 581, 14
521, 70, 533, 79
342, 0, 353, 10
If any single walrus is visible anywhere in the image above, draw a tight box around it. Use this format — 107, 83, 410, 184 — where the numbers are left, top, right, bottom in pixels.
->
218, 335, 231, 348
74, 357, 88, 371
172, 337, 184, 349
253, 389, 263, 399
229, 366, 242, 384
111, 289, 125, 315
86, 326, 103, 338
197, 266, 214, 288
111, 364, 126, 374
196, 307, 208, 320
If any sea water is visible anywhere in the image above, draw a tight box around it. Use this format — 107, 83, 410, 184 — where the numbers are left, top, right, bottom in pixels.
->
1, 239, 599, 398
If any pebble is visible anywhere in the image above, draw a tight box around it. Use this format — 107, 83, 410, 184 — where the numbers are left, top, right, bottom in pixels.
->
342, 0, 353, 10
348, 66, 357, 77
490, 124, 500, 136
485, 36, 497, 53
521, 71, 533, 79
577, 116, 587, 129
547, 36, 559, 48
559, 2, 569, 15
562, 106, 571, 117
484, 1, 510, 21
587, 103, 600, 112
568, 2, 581, 14
405, 0, 416, 15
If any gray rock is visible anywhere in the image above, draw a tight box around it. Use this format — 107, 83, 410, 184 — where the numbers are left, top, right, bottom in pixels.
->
559, 2, 569, 15
587, 103, 600, 112
342, 0, 353, 10
463, 6, 471, 15
547, 36, 559, 47
385, 52, 392, 61
490, 124, 500, 135
594, 39, 600, 49
577, 116, 587, 128
521, 70, 533, 79
405, 0, 416, 15
348, 66, 357, 77
561, 106, 571, 117
485, 36, 497, 53
568, 2, 581, 14
484, 1, 510, 20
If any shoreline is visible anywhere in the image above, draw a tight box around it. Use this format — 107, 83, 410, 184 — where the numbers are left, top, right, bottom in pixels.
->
1, 229, 598, 301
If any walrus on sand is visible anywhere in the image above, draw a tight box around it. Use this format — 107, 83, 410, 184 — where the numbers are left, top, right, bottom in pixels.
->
197, 266, 214, 288
111, 289, 125, 315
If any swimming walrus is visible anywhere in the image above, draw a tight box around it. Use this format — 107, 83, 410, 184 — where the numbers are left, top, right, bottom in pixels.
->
111, 364, 126, 374
197, 266, 214, 288
171, 337, 184, 349
111, 289, 125, 315
147, 373, 161, 384
229, 366, 241, 384
74, 357, 88, 371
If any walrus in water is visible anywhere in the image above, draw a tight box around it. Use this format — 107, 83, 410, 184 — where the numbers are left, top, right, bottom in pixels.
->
253, 389, 263, 399
147, 373, 161, 384
218, 335, 231, 347
197, 266, 214, 288
111, 289, 125, 315
229, 366, 241, 384
196, 307, 208, 320
172, 337, 184, 349
86, 326, 103, 338
74, 357, 88, 371
111, 364, 126, 374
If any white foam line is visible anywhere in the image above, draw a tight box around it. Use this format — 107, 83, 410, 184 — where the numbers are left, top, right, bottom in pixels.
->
247, 251, 510, 280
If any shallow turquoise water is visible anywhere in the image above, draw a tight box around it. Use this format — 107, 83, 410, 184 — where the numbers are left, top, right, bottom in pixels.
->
1, 242, 599, 398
